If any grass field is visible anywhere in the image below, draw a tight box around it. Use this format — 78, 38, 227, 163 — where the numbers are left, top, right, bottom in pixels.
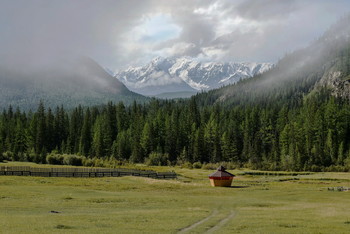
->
0, 162, 350, 233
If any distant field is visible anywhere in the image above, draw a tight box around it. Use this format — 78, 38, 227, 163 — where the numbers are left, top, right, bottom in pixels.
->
0, 162, 349, 233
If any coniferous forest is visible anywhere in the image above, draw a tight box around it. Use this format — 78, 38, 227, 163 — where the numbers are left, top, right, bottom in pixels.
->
1, 92, 350, 172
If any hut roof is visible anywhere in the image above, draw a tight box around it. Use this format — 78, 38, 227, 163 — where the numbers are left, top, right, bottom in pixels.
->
208, 166, 235, 178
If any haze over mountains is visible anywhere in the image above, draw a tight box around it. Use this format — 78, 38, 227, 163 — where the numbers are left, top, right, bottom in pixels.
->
0, 53, 273, 110
115, 57, 273, 96
0, 0, 348, 111
0, 57, 145, 110
1, 10, 348, 111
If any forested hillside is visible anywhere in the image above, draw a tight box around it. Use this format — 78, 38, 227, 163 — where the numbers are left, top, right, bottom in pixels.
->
0, 57, 147, 110
1, 16, 350, 171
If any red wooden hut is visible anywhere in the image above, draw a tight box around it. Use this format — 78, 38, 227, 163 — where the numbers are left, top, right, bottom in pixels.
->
208, 166, 235, 187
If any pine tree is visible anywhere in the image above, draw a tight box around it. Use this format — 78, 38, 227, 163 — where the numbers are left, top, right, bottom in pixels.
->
13, 118, 27, 160
92, 116, 105, 158
140, 122, 153, 157
79, 108, 92, 156
35, 101, 46, 157
46, 108, 54, 152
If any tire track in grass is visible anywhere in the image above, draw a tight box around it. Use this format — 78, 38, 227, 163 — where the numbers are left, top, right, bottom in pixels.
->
204, 211, 235, 233
177, 210, 218, 233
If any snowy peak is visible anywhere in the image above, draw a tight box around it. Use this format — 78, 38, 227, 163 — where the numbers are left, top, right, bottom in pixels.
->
115, 57, 273, 96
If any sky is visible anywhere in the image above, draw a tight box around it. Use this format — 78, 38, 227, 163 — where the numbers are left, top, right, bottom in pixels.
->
0, 0, 349, 71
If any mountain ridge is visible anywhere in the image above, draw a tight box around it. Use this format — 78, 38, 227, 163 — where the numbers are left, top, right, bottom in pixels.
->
115, 57, 273, 96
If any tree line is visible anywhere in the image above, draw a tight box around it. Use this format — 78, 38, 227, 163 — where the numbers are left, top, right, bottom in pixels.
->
1, 91, 350, 171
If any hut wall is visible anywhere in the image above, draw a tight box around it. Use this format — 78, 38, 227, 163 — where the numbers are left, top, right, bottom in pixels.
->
210, 178, 232, 187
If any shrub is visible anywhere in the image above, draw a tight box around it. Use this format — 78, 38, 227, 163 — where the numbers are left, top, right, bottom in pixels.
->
181, 161, 193, 169
310, 165, 322, 172
220, 161, 239, 170
192, 161, 202, 169
18, 152, 29, 162
11, 152, 19, 161
27, 150, 36, 162
63, 155, 83, 166
201, 163, 218, 170
83, 158, 94, 167
33, 155, 39, 163
46, 153, 64, 165
200, 162, 239, 170
2, 151, 13, 161
145, 152, 169, 166
344, 157, 350, 169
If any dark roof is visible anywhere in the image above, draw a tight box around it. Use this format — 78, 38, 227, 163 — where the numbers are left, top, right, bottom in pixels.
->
209, 166, 235, 177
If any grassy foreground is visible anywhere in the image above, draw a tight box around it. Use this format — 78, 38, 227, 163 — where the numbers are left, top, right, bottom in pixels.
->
0, 163, 350, 233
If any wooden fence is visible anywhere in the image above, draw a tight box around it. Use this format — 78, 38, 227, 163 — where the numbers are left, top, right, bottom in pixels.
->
0, 166, 177, 179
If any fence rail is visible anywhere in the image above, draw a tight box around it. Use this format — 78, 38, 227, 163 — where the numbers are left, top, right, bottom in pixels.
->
0, 166, 177, 179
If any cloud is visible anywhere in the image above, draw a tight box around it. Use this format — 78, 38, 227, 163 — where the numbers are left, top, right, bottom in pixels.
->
147, 0, 350, 64
157, 42, 199, 58
0, 0, 349, 71
124, 71, 182, 89
0, 0, 152, 70
234, 0, 299, 21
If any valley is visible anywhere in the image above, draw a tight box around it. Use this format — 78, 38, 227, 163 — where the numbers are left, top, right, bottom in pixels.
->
0, 162, 349, 233
1, 2, 350, 233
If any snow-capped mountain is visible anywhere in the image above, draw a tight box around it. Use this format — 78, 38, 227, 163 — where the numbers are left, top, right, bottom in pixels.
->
115, 57, 273, 96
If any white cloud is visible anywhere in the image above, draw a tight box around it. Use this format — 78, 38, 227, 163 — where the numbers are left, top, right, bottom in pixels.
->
131, 71, 182, 89
0, 0, 349, 70
159, 42, 198, 58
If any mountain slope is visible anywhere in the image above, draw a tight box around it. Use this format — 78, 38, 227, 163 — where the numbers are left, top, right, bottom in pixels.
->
0, 57, 146, 110
195, 15, 350, 107
115, 57, 273, 96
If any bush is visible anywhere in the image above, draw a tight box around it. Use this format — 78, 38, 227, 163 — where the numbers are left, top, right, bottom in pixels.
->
2, 151, 13, 161
83, 158, 94, 167
33, 153, 42, 164
310, 165, 322, 172
18, 152, 29, 162
63, 155, 83, 166
145, 152, 169, 166
344, 157, 350, 169
201, 163, 218, 170
192, 161, 202, 169
11, 152, 19, 161
27, 149, 36, 162
46, 153, 64, 165
92, 157, 105, 167
220, 161, 239, 170
200, 162, 239, 170
181, 161, 193, 169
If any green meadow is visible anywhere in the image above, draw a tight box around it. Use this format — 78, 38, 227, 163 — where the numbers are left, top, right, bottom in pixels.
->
0, 163, 349, 233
